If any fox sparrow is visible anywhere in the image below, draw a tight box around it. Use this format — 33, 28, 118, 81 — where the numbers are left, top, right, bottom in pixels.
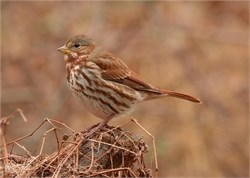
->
58, 35, 201, 128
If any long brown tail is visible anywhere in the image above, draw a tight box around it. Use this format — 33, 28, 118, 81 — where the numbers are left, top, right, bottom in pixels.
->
161, 89, 201, 103
145, 88, 202, 103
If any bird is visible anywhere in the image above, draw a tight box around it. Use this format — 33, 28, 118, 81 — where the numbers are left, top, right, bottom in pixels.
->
58, 34, 201, 133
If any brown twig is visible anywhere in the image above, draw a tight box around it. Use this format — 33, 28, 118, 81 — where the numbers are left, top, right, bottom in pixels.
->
6, 119, 48, 146
88, 167, 138, 178
52, 134, 83, 178
87, 138, 138, 156
16, 108, 28, 122
131, 118, 158, 176
87, 142, 95, 173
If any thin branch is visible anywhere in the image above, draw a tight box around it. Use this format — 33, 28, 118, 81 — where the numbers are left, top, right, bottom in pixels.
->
131, 118, 158, 176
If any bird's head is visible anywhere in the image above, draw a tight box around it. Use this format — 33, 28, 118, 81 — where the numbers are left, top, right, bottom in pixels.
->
58, 34, 95, 62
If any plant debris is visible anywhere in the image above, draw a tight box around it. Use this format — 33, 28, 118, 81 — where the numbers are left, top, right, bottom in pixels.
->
1, 112, 152, 177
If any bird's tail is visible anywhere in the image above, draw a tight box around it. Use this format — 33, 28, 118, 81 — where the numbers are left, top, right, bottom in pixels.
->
145, 88, 202, 103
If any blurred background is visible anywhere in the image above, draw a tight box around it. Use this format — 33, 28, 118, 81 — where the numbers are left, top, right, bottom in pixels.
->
1, 1, 249, 177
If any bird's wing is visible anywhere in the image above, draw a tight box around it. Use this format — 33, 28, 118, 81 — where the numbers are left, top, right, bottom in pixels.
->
90, 51, 161, 94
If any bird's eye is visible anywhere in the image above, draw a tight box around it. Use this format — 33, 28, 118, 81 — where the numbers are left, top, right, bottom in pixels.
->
74, 43, 81, 48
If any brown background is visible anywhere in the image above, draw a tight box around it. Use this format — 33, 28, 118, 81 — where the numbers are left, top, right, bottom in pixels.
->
1, 1, 249, 177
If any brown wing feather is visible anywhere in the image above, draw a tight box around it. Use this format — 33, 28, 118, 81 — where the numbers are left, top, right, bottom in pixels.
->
90, 48, 161, 94
122, 71, 162, 94
104, 70, 162, 94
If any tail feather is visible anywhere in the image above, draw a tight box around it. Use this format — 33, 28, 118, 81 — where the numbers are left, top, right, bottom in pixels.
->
145, 89, 202, 103
162, 89, 201, 103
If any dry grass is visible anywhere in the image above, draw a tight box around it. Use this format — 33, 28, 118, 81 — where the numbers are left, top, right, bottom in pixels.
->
1, 110, 154, 177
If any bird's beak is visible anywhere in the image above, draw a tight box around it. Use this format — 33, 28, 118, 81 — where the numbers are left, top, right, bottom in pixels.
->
57, 45, 71, 54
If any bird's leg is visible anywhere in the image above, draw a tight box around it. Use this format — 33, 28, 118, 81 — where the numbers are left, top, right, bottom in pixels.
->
84, 114, 114, 138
